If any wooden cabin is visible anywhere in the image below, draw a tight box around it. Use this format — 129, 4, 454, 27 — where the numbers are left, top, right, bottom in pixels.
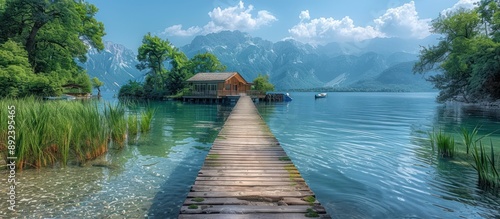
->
184, 72, 252, 100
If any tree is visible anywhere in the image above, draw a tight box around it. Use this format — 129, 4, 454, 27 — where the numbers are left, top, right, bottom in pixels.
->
252, 74, 274, 92
0, 0, 105, 96
136, 33, 173, 92
0, 40, 32, 97
134, 33, 228, 97
91, 77, 104, 97
414, 5, 500, 102
188, 52, 227, 73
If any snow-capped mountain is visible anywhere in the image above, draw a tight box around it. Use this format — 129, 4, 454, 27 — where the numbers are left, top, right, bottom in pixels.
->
81, 41, 143, 91
79, 31, 436, 91
181, 30, 436, 90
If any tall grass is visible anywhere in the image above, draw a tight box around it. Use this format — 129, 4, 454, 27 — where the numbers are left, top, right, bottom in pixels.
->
430, 130, 455, 158
461, 126, 478, 154
104, 103, 127, 148
127, 114, 139, 136
140, 108, 155, 132
0, 98, 158, 170
0, 98, 129, 170
471, 140, 499, 189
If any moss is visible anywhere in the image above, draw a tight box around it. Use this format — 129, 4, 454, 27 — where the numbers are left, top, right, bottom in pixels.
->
279, 156, 291, 161
305, 208, 319, 217
207, 154, 219, 160
191, 197, 204, 202
188, 204, 198, 209
303, 196, 316, 205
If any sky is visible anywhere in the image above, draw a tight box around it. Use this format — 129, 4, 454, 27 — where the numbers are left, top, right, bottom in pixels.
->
86, 0, 479, 51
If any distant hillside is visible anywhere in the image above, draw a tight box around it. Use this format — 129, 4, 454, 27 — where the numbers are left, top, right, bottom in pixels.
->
80, 41, 143, 92
352, 61, 435, 91
180, 30, 436, 91
79, 31, 437, 91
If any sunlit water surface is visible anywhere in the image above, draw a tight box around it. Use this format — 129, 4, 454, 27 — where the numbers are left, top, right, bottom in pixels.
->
257, 92, 500, 219
1, 92, 499, 218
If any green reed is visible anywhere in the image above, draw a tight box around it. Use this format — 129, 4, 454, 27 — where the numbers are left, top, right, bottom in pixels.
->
461, 126, 481, 155
430, 130, 455, 158
471, 140, 499, 189
127, 114, 139, 136
0, 98, 123, 170
104, 103, 127, 148
140, 107, 155, 133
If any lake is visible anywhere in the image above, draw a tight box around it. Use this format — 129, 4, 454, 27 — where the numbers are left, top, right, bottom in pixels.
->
1, 92, 499, 218
257, 92, 500, 219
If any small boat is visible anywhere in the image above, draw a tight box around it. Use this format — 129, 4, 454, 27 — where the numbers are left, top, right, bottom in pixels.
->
315, 93, 327, 98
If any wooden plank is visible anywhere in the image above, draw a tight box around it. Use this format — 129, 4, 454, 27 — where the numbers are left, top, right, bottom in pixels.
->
179, 205, 327, 214
184, 197, 313, 205
197, 172, 302, 178
199, 169, 299, 174
179, 96, 330, 218
187, 191, 314, 198
179, 213, 331, 219
194, 181, 307, 186
190, 185, 311, 192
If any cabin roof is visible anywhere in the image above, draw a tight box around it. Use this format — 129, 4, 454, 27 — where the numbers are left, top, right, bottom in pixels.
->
187, 72, 241, 82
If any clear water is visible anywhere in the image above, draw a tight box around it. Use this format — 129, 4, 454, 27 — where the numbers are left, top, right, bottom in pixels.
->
1, 100, 232, 218
257, 92, 500, 219
1, 92, 499, 218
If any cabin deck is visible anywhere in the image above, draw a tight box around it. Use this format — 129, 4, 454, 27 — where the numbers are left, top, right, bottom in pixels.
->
178, 96, 330, 218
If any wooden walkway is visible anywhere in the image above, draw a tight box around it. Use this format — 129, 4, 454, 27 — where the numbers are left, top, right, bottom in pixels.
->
179, 96, 330, 218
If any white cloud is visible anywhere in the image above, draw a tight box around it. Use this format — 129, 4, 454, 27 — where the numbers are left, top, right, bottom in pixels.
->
374, 1, 431, 39
162, 25, 202, 37
289, 1, 433, 45
441, 0, 479, 15
163, 1, 276, 37
289, 16, 383, 45
299, 10, 310, 21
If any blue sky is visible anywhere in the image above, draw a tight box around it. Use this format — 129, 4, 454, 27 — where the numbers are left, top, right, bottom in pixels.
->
87, 0, 478, 50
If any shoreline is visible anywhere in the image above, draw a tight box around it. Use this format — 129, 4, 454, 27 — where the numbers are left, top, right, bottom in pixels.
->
445, 100, 500, 110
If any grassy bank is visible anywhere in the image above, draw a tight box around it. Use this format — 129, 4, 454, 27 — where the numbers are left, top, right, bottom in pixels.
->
0, 98, 154, 170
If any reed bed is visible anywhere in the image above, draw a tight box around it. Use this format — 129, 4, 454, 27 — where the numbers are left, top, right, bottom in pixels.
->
140, 107, 155, 132
471, 141, 499, 189
128, 114, 139, 136
104, 103, 127, 148
428, 127, 499, 190
0, 98, 143, 170
429, 130, 455, 158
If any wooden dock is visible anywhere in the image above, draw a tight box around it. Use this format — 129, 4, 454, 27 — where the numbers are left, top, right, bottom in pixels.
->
179, 96, 330, 218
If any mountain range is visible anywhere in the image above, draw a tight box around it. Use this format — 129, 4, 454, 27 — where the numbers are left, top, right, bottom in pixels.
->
82, 31, 438, 92
80, 41, 143, 92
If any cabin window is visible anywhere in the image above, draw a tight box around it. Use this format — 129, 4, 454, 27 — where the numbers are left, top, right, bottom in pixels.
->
225, 84, 231, 90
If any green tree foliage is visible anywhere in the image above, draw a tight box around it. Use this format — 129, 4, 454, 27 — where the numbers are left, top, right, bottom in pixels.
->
189, 52, 227, 73
414, 1, 500, 102
118, 81, 144, 99
124, 33, 226, 99
136, 33, 173, 91
252, 74, 274, 92
91, 77, 104, 96
0, 40, 60, 97
0, 0, 105, 97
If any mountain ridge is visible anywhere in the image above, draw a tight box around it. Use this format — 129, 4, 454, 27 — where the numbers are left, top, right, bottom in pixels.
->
81, 31, 437, 92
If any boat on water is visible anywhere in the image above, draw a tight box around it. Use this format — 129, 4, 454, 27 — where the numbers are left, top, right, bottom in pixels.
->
315, 93, 327, 98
